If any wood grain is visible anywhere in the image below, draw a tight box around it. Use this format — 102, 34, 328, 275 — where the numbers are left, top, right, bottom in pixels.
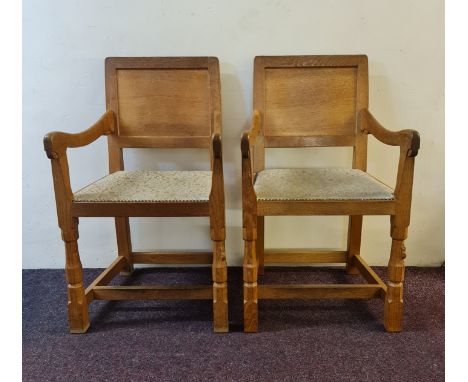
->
92, 285, 213, 300
115, 217, 133, 274
256, 200, 396, 216
85, 256, 126, 303
71, 201, 210, 217
105, 57, 220, 149
352, 255, 386, 288
44, 110, 115, 158
259, 284, 383, 300
253, 55, 368, 149
346, 215, 363, 275
264, 135, 355, 148
45, 57, 228, 333
114, 136, 210, 149
241, 120, 259, 332
242, 55, 420, 333
264, 67, 357, 138
264, 250, 347, 264
359, 108, 420, 157
117, 69, 210, 138
132, 251, 212, 265
256, 216, 265, 274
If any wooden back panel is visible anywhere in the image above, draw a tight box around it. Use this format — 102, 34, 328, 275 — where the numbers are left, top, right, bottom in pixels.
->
105, 57, 220, 171
254, 55, 369, 169
117, 69, 210, 138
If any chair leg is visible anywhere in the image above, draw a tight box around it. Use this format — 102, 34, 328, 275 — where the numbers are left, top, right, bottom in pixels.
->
212, 240, 228, 332
244, 237, 258, 332
256, 216, 265, 276
62, 218, 90, 333
384, 217, 408, 332
346, 215, 362, 275
115, 217, 134, 275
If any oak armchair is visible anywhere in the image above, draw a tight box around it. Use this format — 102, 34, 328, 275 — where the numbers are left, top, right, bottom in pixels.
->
44, 57, 228, 333
241, 55, 420, 332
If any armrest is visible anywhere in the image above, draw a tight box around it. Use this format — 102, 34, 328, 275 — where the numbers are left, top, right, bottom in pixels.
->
359, 109, 420, 157
43, 110, 115, 159
241, 112, 261, 237
209, 113, 225, 240
211, 111, 222, 160
241, 110, 262, 197
44, 111, 115, 226
241, 110, 261, 158
360, 109, 420, 217
212, 132, 222, 159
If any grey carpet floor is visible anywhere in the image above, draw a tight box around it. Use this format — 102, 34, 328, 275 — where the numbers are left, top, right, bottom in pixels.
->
23, 267, 444, 382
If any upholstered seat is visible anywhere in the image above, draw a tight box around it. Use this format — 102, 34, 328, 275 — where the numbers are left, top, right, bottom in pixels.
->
74, 170, 212, 203
253, 168, 394, 201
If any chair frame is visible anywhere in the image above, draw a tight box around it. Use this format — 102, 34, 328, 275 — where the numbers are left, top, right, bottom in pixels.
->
241, 55, 420, 332
44, 57, 228, 333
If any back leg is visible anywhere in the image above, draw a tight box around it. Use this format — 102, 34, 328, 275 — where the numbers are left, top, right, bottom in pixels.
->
346, 215, 362, 275
115, 217, 133, 275
256, 216, 265, 276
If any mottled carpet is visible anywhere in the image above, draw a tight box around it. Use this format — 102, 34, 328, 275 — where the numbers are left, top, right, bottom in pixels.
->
23, 266, 444, 381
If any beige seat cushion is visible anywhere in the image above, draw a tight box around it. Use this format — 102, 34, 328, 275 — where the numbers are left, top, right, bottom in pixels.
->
74, 170, 212, 203
254, 168, 394, 201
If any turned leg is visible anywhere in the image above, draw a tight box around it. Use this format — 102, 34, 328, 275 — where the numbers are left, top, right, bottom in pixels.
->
212, 240, 228, 332
244, 231, 258, 332
384, 218, 408, 332
384, 239, 406, 332
346, 215, 362, 275
256, 216, 265, 276
62, 218, 90, 333
115, 217, 134, 275
45, 142, 91, 333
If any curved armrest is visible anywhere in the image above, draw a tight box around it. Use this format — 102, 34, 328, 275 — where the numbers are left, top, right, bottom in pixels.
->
241, 111, 262, 194
360, 109, 420, 212
44, 110, 115, 159
241, 112, 261, 236
209, 120, 225, 239
241, 130, 251, 158
359, 109, 420, 157
241, 110, 261, 159
211, 110, 222, 160
212, 132, 222, 159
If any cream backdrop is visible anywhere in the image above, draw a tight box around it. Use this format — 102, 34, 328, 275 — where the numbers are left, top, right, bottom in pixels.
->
23, 0, 444, 268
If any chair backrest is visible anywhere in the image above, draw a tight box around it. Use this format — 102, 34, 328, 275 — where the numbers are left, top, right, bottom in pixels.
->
105, 57, 220, 171
254, 55, 369, 170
